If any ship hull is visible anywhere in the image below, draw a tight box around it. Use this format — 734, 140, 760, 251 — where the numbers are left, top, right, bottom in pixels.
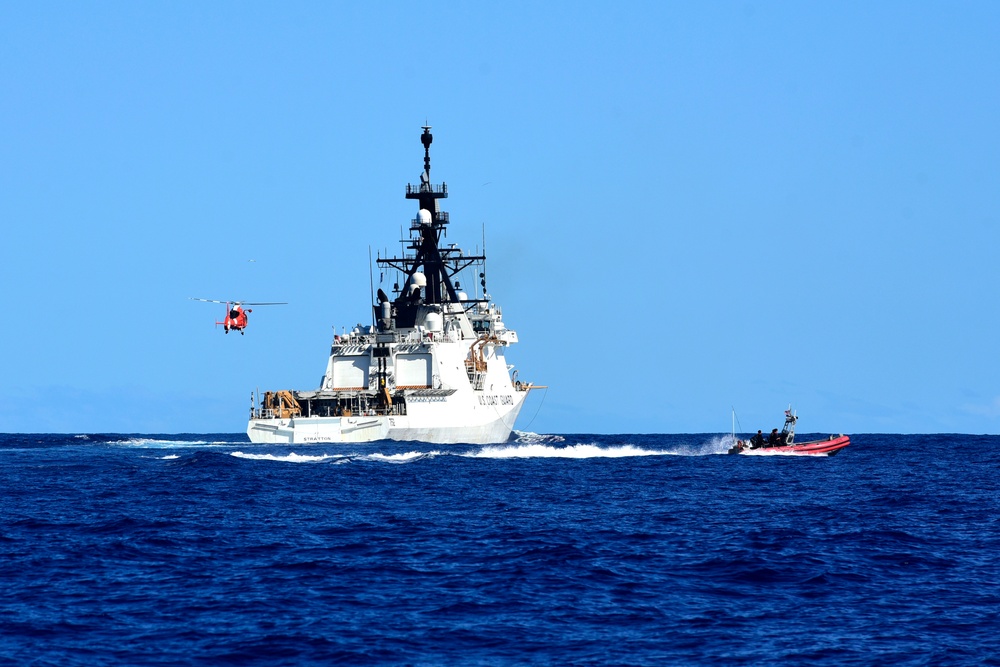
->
247, 393, 526, 445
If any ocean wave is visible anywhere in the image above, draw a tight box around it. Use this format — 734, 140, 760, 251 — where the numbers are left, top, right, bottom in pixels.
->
4, 432, 1000, 666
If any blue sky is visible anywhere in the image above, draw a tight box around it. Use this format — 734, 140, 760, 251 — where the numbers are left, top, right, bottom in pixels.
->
2, 2, 998, 434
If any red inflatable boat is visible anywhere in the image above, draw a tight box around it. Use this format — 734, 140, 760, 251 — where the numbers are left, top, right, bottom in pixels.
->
728, 409, 850, 456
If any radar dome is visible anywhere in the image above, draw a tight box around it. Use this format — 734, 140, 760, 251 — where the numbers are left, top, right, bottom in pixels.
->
424, 312, 443, 332
408, 272, 427, 295
418, 209, 432, 226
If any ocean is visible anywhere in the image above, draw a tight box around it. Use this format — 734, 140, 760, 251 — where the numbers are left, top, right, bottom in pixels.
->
1, 432, 997, 666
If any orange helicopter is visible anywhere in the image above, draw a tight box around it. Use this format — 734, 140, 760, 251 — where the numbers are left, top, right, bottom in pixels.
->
190, 298, 287, 335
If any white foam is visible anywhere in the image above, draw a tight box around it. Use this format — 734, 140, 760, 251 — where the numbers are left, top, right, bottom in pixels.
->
111, 437, 229, 448
468, 435, 741, 458
513, 431, 566, 445
673, 435, 736, 456
362, 450, 439, 463
741, 448, 826, 457
229, 451, 342, 463
466, 443, 674, 459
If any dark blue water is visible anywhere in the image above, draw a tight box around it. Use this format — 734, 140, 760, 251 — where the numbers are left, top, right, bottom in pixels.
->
1, 433, 998, 666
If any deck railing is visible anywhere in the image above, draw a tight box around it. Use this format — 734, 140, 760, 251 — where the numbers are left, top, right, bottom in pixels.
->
405, 183, 447, 196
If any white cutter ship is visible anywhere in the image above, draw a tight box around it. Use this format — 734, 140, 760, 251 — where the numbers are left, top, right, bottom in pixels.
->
247, 126, 540, 444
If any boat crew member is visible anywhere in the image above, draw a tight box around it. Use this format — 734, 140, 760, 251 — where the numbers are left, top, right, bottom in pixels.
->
750, 430, 765, 449
767, 428, 782, 447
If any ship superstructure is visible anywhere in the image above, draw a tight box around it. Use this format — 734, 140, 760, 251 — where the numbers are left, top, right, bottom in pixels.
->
247, 127, 537, 444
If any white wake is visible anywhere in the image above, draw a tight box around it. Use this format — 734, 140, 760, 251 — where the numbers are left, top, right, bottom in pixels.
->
467, 443, 673, 459
112, 437, 231, 448
230, 451, 345, 463
229, 450, 439, 464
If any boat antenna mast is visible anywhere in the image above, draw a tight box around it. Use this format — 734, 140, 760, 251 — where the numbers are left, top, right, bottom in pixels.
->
376, 125, 485, 330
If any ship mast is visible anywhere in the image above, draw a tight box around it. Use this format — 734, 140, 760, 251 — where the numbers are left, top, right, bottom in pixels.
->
377, 126, 485, 330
